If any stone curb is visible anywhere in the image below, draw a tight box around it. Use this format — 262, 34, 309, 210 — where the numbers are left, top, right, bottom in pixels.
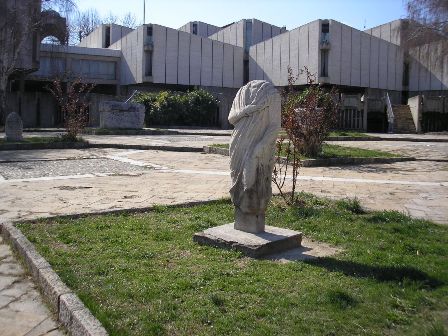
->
203, 146, 416, 167
0, 142, 90, 151
0, 141, 203, 152
0, 221, 108, 336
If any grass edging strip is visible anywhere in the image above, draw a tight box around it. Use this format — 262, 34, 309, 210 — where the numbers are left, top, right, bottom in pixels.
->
203, 146, 416, 167
0, 221, 108, 336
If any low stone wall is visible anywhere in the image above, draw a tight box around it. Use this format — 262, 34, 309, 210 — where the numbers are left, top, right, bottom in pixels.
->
99, 101, 145, 129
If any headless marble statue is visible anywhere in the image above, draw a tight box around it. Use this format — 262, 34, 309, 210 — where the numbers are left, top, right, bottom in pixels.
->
228, 80, 281, 233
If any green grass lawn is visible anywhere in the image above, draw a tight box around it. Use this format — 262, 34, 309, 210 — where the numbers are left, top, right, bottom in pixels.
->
278, 130, 372, 138
18, 195, 448, 336
328, 131, 373, 138
0, 135, 85, 145
211, 143, 401, 159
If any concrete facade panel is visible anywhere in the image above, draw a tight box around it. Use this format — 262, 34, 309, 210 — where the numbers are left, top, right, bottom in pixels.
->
418, 44, 431, 90
369, 37, 379, 88
328, 20, 342, 85
178, 31, 190, 85
387, 45, 396, 90
409, 47, 420, 92
237, 21, 244, 48
280, 32, 290, 86
223, 44, 234, 87
256, 43, 265, 80
308, 20, 320, 79
378, 39, 388, 88
262, 22, 272, 41
360, 33, 371, 87
272, 36, 281, 85
264, 40, 273, 82
429, 42, 443, 90
165, 28, 179, 84
190, 34, 202, 85
395, 50, 404, 92
350, 29, 361, 87
249, 46, 257, 81
340, 24, 352, 86
201, 38, 213, 86
253, 19, 263, 45
233, 46, 244, 88
212, 41, 224, 87
380, 23, 391, 43
289, 28, 299, 83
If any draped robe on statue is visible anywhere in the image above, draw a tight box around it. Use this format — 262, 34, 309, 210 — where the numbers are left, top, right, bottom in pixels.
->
228, 80, 281, 233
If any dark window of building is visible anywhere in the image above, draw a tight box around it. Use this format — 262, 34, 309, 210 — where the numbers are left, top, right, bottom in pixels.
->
104, 26, 111, 48
192, 23, 198, 35
321, 22, 329, 43
244, 59, 249, 84
402, 61, 409, 86
321, 50, 329, 77
245, 21, 253, 52
147, 26, 153, 37
145, 52, 153, 76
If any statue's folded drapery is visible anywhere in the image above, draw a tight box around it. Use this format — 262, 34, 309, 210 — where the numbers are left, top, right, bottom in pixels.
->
228, 80, 281, 229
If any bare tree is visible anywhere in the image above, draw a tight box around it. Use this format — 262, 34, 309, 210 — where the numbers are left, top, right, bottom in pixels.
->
121, 12, 138, 29
70, 8, 101, 44
404, 0, 448, 47
103, 11, 119, 25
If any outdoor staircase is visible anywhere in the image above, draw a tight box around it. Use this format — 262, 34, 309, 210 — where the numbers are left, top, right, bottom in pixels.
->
392, 104, 416, 133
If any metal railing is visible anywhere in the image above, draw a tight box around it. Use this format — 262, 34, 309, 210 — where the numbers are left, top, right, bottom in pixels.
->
385, 92, 394, 133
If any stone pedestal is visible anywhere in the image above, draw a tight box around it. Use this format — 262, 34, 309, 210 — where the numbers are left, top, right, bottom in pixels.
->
234, 208, 265, 233
194, 224, 302, 258
99, 101, 145, 129
5, 112, 23, 142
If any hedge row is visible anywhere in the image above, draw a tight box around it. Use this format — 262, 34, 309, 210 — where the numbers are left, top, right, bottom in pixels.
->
134, 89, 219, 127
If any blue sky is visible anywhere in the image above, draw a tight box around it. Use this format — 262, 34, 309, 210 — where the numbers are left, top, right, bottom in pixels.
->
75, 0, 408, 30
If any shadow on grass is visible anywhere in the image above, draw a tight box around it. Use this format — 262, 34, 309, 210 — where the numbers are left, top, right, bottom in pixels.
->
305, 258, 443, 289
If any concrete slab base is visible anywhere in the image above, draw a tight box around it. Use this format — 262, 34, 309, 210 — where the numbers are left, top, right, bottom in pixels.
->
193, 223, 302, 257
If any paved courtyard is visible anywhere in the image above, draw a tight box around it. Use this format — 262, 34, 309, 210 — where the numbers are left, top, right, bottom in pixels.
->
0, 134, 447, 335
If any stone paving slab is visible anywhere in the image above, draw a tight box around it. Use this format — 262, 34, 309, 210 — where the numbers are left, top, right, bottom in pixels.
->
0, 235, 64, 336
0, 150, 447, 224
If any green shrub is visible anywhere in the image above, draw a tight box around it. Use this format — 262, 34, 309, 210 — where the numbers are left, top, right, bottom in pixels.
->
134, 89, 219, 127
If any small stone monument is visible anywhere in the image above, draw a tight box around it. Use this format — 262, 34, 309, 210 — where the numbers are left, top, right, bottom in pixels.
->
5, 112, 23, 142
99, 101, 145, 129
194, 81, 302, 257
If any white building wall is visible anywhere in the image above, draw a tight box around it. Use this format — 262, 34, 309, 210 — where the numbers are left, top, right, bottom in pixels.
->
289, 28, 299, 82
255, 43, 265, 80
369, 36, 380, 88
351, 29, 361, 87
233, 46, 244, 88
165, 28, 178, 84
328, 20, 342, 85
201, 38, 213, 86
340, 24, 352, 86
297, 24, 309, 84
308, 20, 320, 80
212, 41, 223, 87
189, 35, 202, 85
264, 39, 273, 82
360, 33, 371, 88
280, 32, 290, 86
223, 44, 234, 87
152, 24, 166, 84
249, 47, 257, 80
78, 25, 105, 48
272, 36, 281, 84
178, 31, 190, 85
